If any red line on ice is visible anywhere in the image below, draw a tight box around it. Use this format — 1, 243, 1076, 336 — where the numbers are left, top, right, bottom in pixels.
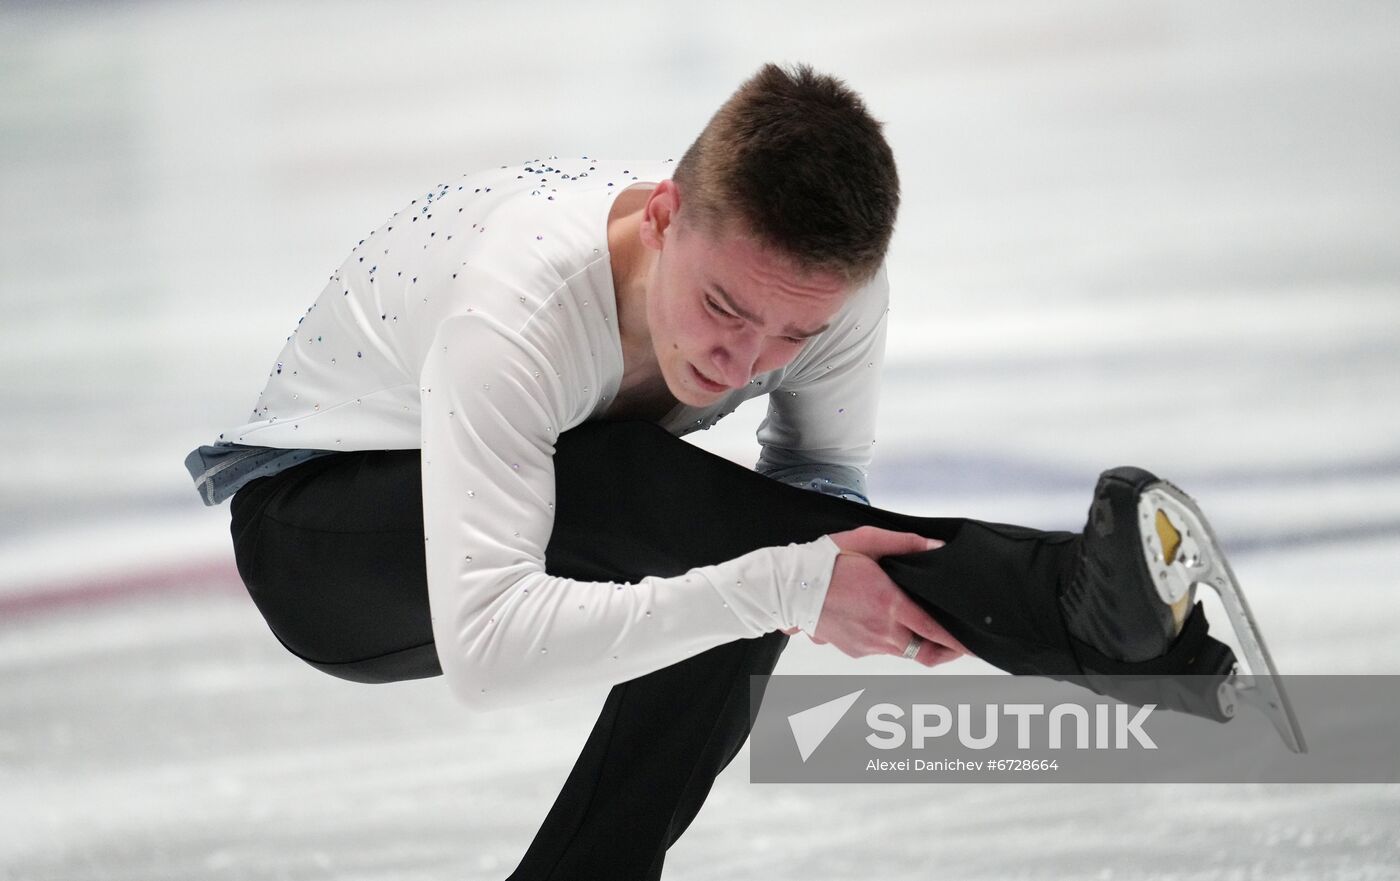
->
0, 558, 243, 620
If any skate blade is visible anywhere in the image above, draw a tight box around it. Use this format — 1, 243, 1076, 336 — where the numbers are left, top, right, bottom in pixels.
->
1138, 483, 1309, 754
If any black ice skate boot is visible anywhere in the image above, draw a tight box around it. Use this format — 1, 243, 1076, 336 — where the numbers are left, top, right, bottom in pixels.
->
1059, 467, 1307, 753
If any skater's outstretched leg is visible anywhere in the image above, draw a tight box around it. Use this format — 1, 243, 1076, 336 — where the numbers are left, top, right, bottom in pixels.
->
555, 420, 1311, 745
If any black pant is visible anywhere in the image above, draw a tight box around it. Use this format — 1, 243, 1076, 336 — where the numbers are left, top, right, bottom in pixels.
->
229, 420, 1096, 879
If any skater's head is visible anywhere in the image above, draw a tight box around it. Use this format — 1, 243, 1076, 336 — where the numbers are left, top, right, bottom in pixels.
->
669, 62, 899, 288
631, 63, 899, 406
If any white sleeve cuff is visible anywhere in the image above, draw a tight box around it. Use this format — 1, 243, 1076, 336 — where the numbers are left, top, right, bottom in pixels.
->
690, 533, 840, 636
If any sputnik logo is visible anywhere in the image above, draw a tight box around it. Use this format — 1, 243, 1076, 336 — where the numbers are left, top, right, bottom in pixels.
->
787, 689, 865, 762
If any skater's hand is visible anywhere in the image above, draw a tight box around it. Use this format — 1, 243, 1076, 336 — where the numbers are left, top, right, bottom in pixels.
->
783, 526, 969, 668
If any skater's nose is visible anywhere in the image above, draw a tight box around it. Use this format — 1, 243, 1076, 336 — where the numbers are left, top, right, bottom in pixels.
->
710, 328, 763, 388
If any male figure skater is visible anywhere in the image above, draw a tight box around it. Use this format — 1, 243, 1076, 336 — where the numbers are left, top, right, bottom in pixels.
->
187, 63, 1299, 879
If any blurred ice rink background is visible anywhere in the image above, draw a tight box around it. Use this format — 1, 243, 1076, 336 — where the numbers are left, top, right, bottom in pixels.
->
1, 2, 1397, 879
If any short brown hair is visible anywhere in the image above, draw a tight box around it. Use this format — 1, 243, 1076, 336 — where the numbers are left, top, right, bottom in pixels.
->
673, 63, 900, 286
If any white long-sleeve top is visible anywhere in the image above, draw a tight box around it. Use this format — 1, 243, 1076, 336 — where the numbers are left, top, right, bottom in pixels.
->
216, 157, 890, 710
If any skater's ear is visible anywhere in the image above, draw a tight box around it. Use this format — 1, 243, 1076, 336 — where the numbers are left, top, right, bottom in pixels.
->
640, 180, 681, 251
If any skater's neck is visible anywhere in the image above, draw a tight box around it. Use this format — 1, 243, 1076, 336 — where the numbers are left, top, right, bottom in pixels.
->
607, 185, 671, 412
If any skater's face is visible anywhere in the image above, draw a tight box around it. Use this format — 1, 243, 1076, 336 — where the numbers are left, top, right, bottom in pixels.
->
638, 181, 850, 407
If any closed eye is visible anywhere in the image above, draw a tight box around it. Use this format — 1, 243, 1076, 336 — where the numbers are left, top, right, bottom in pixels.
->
704, 295, 737, 319
706, 292, 811, 344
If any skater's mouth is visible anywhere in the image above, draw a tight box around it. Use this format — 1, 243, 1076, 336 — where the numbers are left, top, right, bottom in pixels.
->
689, 363, 727, 393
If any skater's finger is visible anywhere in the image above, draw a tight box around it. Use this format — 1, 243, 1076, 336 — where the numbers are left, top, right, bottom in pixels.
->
900, 632, 962, 667
831, 526, 943, 561
921, 644, 962, 668
895, 596, 972, 658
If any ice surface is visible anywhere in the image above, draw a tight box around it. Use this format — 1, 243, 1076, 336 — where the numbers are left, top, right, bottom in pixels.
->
2, 1, 1398, 878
